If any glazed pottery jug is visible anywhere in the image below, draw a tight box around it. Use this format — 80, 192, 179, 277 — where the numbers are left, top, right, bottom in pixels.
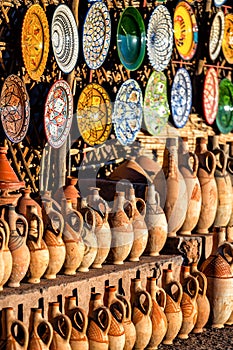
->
65, 296, 89, 350
0, 211, 12, 287
178, 137, 202, 235
108, 191, 134, 265
162, 268, 183, 345
87, 292, 111, 350
17, 187, 42, 218
48, 302, 72, 350
0, 307, 29, 349
130, 278, 152, 350
28, 308, 53, 350
54, 176, 80, 210
87, 188, 111, 268
195, 137, 218, 234
7, 205, 30, 287
26, 205, 49, 283
144, 184, 167, 256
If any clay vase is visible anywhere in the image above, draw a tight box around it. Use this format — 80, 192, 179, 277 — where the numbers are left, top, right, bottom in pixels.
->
48, 302, 72, 350
178, 266, 199, 339
103, 286, 126, 350
65, 296, 89, 350
17, 188, 42, 218
26, 205, 49, 283
0, 307, 29, 349
146, 277, 168, 350
7, 205, 30, 287
61, 199, 85, 275
195, 137, 218, 234
28, 308, 53, 350
54, 176, 80, 210
43, 201, 66, 279
190, 263, 211, 333
162, 268, 183, 345
87, 292, 111, 350
0, 211, 12, 287
144, 184, 167, 256
178, 137, 202, 235
130, 278, 152, 350
108, 191, 134, 265
87, 188, 111, 268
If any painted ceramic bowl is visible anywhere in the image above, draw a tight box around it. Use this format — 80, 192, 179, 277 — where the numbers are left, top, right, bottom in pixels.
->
147, 5, 173, 72
202, 67, 219, 125
209, 10, 225, 61
222, 13, 233, 64
216, 78, 233, 134
214, 0, 227, 6
117, 7, 146, 71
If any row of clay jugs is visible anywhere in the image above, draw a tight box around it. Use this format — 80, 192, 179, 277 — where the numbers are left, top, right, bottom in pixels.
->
0, 210, 12, 289
28, 308, 53, 350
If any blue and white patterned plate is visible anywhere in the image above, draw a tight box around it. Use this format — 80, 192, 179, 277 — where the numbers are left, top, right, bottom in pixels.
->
113, 79, 143, 146
214, 0, 227, 7
171, 68, 192, 128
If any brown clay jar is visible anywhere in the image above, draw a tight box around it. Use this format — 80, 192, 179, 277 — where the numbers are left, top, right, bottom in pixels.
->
54, 176, 80, 210
28, 308, 53, 350
0, 212, 12, 288
17, 188, 42, 218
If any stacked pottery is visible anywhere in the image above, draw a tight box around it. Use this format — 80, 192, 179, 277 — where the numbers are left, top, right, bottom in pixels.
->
0, 211, 12, 288
28, 308, 53, 350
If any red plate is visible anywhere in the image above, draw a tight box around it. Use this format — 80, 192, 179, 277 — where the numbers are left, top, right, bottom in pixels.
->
203, 67, 219, 125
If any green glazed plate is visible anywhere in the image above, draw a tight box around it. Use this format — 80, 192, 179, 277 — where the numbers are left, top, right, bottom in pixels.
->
216, 78, 233, 134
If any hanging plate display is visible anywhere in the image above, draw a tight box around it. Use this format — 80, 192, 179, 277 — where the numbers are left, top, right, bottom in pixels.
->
143, 71, 170, 136
216, 78, 233, 134
77, 83, 112, 146
51, 4, 79, 74
173, 1, 198, 60
209, 10, 225, 61
222, 13, 233, 64
21, 4, 50, 81
44, 80, 73, 149
83, 2, 111, 70
113, 79, 143, 145
214, 0, 227, 6
0, 75, 30, 143
147, 5, 173, 72
171, 68, 192, 128
202, 68, 219, 125
117, 7, 146, 71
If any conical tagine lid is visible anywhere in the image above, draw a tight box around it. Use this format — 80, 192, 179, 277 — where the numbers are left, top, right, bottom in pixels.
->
0, 147, 25, 190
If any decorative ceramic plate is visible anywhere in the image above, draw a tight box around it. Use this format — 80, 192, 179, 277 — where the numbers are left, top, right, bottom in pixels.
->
214, 0, 227, 6
222, 13, 233, 64
209, 10, 225, 61
173, 1, 198, 60
83, 2, 111, 70
117, 7, 146, 71
44, 80, 73, 148
113, 79, 143, 145
216, 78, 233, 134
203, 68, 219, 125
0, 75, 30, 143
171, 68, 192, 128
21, 4, 50, 81
147, 5, 173, 72
51, 4, 79, 74
77, 83, 112, 146
143, 71, 170, 135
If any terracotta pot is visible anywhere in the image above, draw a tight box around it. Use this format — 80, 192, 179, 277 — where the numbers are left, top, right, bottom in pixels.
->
28, 308, 53, 350
17, 188, 42, 218
54, 176, 80, 210
0, 146, 24, 192
0, 211, 12, 287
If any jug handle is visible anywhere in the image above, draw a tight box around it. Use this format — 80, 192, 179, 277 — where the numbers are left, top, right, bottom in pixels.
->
0, 211, 10, 248
98, 198, 109, 223
135, 198, 146, 217
156, 288, 167, 310
46, 206, 65, 238
123, 200, 133, 220
96, 307, 110, 332
56, 315, 72, 341
213, 148, 227, 173
218, 242, 233, 265
67, 208, 84, 234
37, 320, 53, 348
109, 299, 126, 323
0, 226, 6, 251
188, 152, 199, 177
11, 320, 29, 349
186, 276, 199, 300
83, 208, 96, 231
29, 211, 44, 247
15, 212, 29, 243
137, 290, 152, 316
73, 307, 88, 334
192, 271, 207, 297
227, 157, 233, 175
169, 281, 183, 305
205, 151, 216, 176
116, 294, 132, 320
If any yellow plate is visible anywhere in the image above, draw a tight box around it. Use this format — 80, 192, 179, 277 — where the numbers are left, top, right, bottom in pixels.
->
222, 13, 233, 64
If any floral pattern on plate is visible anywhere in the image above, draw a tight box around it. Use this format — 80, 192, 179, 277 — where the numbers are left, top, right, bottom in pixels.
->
216, 78, 233, 134
203, 67, 219, 125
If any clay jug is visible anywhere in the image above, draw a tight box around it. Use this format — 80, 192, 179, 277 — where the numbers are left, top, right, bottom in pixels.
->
144, 184, 167, 256
130, 278, 152, 350
108, 191, 134, 265
7, 205, 30, 287
87, 292, 111, 350
0, 307, 29, 349
0, 210, 12, 287
190, 262, 211, 333
162, 268, 183, 345
26, 205, 49, 283
54, 176, 80, 210
43, 201, 66, 279
195, 137, 218, 234
28, 308, 53, 350
65, 296, 89, 350
178, 137, 202, 235
0, 226, 5, 291
17, 188, 42, 218
87, 188, 111, 268
61, 199, 85, 275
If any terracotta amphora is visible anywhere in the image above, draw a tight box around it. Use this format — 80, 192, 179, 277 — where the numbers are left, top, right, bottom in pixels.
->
28, 308, 53, 350
195, 137, 218, 234
162, 268, 183, 345
190, 263, 211, 333
0, 210, 12, 287
87, 292, 111, 350
130, 278, 152, 350
7, 205, 30, 287
26, 205, 49, 283
0, 307, 29, 349
144, 184, 167, 256
48, 302, 72, 350
87, 188, 111, 268
178, 137, 202, 235
43, 201, 66, 279
65, 296, 89, 350
17, 187, 42, 218
54, 176, 80, 210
